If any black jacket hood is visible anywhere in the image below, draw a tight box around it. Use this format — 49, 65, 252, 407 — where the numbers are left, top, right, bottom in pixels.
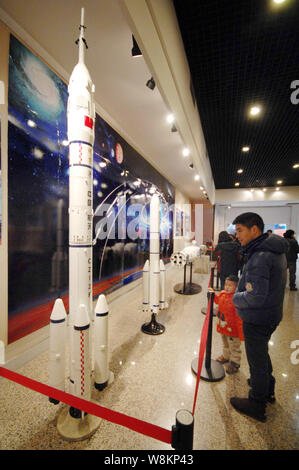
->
243, 233, 288, 258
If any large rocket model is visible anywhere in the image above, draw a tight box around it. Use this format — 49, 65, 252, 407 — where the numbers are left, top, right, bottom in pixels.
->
48, 10, 110, 432
67, 7, 95, 398
141, 194, 167, 335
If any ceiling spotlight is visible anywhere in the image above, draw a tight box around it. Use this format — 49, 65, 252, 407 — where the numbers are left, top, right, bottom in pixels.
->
237, 169, 243, 174
293, 163, 299, 169
183, 148, 190, 157
276, 180, 282, 184
167, 114, 175, 124
249, 105, 261, 116
194, 174, 200, 181
146, 77, 155, 90
131, 35, 142, 57
189, 163, 194, 169
235, 182, 240, 186
242, 146, 250, 152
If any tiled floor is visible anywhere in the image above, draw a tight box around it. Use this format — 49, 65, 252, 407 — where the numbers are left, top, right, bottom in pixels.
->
0, 265, 298, 450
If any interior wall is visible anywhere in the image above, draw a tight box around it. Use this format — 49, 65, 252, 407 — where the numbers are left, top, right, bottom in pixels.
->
173, 188, 190, 252
190, 199, 214, 246
214, 204, 299, 241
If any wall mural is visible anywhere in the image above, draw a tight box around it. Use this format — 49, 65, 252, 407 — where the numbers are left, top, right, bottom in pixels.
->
7, 35, 174, 344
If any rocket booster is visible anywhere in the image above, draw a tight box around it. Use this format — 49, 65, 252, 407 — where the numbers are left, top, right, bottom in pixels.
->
49, 298, 67, 404
67, 8, 95, 394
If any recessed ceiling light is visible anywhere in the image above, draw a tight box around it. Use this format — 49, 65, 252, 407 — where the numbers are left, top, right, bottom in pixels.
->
183, 148, 190, 157
276, 180, 282, 184
194, 174, 200, 181
166, 114, 175, 123
274, 0, 286, 4
200, 186, 204, 190
242, 146, 250, 152
235, 182, 240, 186
293, 163, 299, 169
237, 169, 243, 174
249, 105, 261, 116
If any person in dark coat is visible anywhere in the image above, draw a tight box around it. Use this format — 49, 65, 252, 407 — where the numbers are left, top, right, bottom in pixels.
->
283, 229, 299, 291
213, 231, 240, 289
230, 212, 288, 422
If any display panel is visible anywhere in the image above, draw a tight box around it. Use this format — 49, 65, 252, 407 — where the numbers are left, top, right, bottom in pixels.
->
7, 35, 174, 343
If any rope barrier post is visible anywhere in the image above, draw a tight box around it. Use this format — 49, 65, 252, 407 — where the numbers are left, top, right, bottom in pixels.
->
171, 409, 194, 450
201, 267, 216, 316
193, 292, 225, 382
214, 261, 221, 291
201, 292, 225, 382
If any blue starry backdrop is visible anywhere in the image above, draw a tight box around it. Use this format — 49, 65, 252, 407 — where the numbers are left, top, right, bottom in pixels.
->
7, 35, 174, 332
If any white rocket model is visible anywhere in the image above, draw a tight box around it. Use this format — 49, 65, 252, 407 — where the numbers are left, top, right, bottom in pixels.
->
141, 194, 167, 335
48, 10, 110, 427
67, 7, 95, 399
171, 245, 201, 267
49, 298, 67, 404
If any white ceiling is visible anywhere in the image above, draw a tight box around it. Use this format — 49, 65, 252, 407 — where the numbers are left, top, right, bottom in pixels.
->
0, 0, 215, 202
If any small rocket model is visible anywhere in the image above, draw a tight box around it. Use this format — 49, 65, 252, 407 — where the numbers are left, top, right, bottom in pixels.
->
48, 10, 110, 432
141, 194, 167, 335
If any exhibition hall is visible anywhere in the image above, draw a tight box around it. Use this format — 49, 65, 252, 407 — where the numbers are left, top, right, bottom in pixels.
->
0, 0, 298, 452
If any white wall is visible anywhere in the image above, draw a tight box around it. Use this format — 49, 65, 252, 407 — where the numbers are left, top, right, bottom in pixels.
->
214, 204, 299, 242
173, 188, 191, 252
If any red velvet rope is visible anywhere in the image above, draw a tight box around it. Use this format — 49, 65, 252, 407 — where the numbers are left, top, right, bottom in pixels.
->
0, 366, 172, 444
0, 278, 213, 441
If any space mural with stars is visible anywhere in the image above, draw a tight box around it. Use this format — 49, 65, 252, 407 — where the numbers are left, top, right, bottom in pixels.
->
7, 34, 174, 343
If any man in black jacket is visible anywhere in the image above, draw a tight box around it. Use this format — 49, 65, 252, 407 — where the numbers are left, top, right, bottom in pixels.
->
283, 229, 299, 290
230, 213, 288, 422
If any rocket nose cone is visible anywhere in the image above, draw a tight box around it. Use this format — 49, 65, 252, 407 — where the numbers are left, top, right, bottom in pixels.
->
95, 294, 109, 314
150, 193, 160, 208
50, 298, 67, 321
74, 304, 90, 328
143, 260, 149, 270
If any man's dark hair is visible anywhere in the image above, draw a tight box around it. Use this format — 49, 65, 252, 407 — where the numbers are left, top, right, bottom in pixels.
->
226, 274, 239, 284
233, 212, 264, 233
218, 230, 232, 243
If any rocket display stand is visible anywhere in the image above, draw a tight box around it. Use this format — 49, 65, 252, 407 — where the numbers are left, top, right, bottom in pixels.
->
57, 405, 101, 441
141, 313, 165, 335
174, 262, 202, 295
192, 292, 225, 382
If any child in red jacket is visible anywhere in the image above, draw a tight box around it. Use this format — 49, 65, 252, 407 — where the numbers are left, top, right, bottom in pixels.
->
210, 274, 244, 374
